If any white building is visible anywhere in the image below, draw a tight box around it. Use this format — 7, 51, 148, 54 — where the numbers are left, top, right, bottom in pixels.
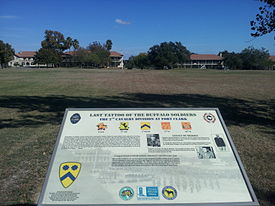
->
109, 51, 124, 68
8, 51, 39, 67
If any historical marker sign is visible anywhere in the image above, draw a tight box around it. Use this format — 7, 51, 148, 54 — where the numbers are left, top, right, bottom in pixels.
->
38, 108, 259, 206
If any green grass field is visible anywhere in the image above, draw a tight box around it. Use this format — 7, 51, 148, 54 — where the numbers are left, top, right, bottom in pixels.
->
0, 68, 274, 205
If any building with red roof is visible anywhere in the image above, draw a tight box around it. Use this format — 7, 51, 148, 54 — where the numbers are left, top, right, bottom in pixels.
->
182, 54, 224, 69
8, 51, 39, 67
269, 55, 275, 70
9, 50, 124, 68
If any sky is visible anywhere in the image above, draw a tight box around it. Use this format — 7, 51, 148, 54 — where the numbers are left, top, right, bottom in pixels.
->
0, 0, 274, 59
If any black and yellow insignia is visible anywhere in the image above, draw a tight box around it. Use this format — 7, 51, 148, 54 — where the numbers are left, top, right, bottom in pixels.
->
119, 122, 129, 130
162, 186, 177, 200
59, 162, 81, 188
141, 122, 151, 130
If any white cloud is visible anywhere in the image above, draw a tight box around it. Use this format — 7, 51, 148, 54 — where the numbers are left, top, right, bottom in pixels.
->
115, 19, 131, 25
0, 15, 18, 19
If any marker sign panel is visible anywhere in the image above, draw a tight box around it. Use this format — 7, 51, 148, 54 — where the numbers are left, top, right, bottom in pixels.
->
38, 108, 259, 206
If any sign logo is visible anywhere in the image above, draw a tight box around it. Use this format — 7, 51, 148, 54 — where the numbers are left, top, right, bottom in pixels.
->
137, 186, 159, 200
70, 113, 81, 124
181, 122, 192, 130
97, 122, 107, 130
162, 186, 177, 200
119, 122, 129, 130
203, 113, 216, 123
161, 122, 171, 130
59, 162, 81, 188
141, 122, 151, 130
119, 186, 134, 200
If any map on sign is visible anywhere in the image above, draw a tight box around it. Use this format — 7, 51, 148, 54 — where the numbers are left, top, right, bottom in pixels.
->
38, 108, 259, 206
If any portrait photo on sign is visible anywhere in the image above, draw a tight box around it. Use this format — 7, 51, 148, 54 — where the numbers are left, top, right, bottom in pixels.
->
213, 134, 227, 151
196, 146, 216, 159
146, 134, 161, 147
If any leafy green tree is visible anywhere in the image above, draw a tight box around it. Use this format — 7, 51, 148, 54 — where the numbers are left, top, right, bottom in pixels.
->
250, 0, 274, 37
0, 40, 14, 68
37, 30, 79, 66
148, 41, 191, 69
88, 41, 110, 67
220, 51, 243, 70
74, 48, 101, 68
72, 39, 80, 50
125, 56, 135, 69
105, 40, 112, 51
34, 48, 61, 67
240, 47, 272, 70
126, 53, 149, 69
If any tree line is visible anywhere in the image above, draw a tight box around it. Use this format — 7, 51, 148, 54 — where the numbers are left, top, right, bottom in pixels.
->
221, 47, 272, 70
0, 32, 273, 70
34, 30, 113, 68
0, 30, 113, 68
126, 43, 273, 70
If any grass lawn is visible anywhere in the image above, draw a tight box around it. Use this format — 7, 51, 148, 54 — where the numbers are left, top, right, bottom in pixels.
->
0, 68, 274, 205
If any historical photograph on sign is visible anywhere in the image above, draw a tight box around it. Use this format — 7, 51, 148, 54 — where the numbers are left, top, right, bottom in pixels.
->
213, 134, 227, 151
146, 134, 161, 147
196, 146, 216, 159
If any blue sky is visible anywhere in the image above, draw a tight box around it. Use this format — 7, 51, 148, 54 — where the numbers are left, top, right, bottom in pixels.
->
0, 0, 274, 59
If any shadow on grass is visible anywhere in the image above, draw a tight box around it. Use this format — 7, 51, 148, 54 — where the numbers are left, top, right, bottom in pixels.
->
0, 93, 274, 129
7, 205, 36, 206
253, 186, 275, 205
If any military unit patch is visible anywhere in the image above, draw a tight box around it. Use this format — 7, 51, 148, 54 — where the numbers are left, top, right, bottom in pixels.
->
97, 122, 107, 130
59, 162, 81, 188
119, 122, 129, 130
140, 122, 151, 130
203, 113, 216, 123
161, 122, 171, 130
181, 122, 192, 130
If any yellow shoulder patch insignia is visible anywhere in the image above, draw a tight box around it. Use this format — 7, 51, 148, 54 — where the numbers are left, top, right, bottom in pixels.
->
59, 162, 81, 188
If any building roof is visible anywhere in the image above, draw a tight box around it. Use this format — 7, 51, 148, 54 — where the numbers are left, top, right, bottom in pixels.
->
64, 51, 77, 56
15, 51, 37, 58
269, 55, 275, 62
190, 54, 223, 60
110, 51, 123, 57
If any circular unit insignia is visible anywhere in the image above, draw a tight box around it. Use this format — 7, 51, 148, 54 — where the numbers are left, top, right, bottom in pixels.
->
70, 113, 81, 124
203, 113, 216, 123
162, 186, 177, 200
119, 186, 134, 200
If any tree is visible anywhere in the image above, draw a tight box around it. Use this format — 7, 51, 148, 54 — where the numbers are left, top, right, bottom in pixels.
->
250, 0, 274, 37
0, 40, 14, 68
220, 51, 243, 70
240, 47, 272, 70
126, 53, 149, 69
36, 30, 79, 66
34, 48, 61, 67
105, 40, 112, 51
72, 39, 80, 50
148, 41, 191, 69
88, 41, 110, 67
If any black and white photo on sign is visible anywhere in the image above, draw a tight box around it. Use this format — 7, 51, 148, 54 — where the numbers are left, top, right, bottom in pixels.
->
146, 134, 161, 147
213, 134, 227, 151
196, 146, 216, 159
